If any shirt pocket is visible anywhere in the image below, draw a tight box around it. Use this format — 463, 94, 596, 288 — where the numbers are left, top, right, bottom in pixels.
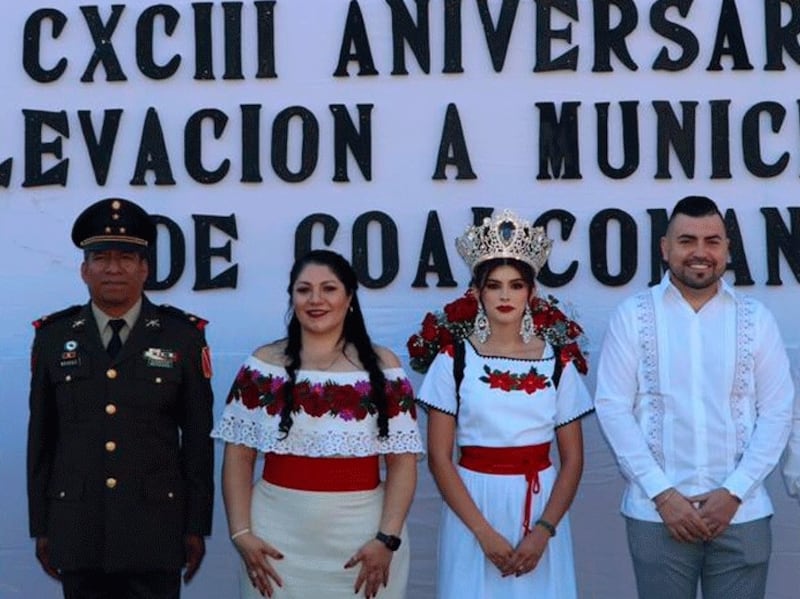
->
132, 357, 184, 414
51, 355, 94, 422
47, 474, 86, 503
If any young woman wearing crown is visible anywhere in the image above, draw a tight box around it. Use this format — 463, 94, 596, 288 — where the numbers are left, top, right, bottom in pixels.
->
409, 210, 593, 598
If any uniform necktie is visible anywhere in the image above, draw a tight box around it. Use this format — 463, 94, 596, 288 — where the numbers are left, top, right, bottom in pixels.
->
107, 319, 126, 358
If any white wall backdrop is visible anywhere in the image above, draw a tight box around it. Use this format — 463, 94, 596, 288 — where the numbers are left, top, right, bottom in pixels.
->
2, 1, 800, 597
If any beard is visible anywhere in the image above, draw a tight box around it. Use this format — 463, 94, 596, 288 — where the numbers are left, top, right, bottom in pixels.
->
669, 260, 724, 291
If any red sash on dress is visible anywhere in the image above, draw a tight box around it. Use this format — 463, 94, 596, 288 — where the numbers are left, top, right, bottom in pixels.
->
262, 453, 380, 491
459, 443, 552, 535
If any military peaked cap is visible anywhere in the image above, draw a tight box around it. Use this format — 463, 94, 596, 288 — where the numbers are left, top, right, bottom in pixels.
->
71, 198, 156, 252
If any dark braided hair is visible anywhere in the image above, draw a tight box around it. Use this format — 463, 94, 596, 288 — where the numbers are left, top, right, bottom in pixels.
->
278, 250, 390, 438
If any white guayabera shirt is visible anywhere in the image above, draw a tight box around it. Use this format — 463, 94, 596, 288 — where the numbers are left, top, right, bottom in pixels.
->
595, 275, 793, 523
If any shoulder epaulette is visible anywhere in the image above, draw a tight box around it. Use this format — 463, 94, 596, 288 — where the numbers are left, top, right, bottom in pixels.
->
158, 304, 209, 331
32, 305, 83, 329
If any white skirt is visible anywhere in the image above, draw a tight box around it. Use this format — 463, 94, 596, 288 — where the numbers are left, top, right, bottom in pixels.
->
240, 480, 410, 599
437, 464, 578, 599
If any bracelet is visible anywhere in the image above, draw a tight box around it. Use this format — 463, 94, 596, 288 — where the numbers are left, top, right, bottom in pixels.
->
534, 519, 556, 537
230, 527, 251, 541
654, 488, 676, 509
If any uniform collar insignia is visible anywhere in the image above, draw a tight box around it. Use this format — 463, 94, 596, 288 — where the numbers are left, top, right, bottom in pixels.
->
71, 318, 86, 329
145, 318, 160, 328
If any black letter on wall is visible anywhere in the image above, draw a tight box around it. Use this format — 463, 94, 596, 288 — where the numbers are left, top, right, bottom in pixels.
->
535, 0, 578, 72
241, 104, 263, 182
443, 0, 463, 73
387, 0, 431, 75
765, 0, 800, 70
330, 104, 373, 182
185, 108, 231, 184
761, 207, 800, 285
256, 1, 277, 78
589, 208, 637, 286
536, 102, 581, 179
722, 209, 754, 285
80, 5, 127, 82
742, 102, 789, 178
352, 211, 399, 288
653, 100, 697, 179
593, 0, 639, 72
476, 0, 519, 72
271, 106, 319, 182
433, 103, 477, 180
412, 211, 458, 288
145, 215, 186, 290
136, 4, 181, 79
130, 108, 176, 185
22, 109, 69, 187
650, 0, 698, 71
534, 209, 578, 287
333, 1, 379, 76
193, 214, 239, 290
710, 100, 732, 179
23, 8, 67, 82
79, 109, 122, 186
596, 101, 639, 179
295, 213, 340, 258
707, 0, 753, 70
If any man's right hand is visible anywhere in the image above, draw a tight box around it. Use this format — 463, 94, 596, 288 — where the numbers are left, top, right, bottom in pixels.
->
654, 488, 711, 543
35, 537, 61, 580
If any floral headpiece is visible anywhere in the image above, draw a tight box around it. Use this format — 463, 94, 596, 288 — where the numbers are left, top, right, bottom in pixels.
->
455, 209, 552, 274
406, 290, 588, 375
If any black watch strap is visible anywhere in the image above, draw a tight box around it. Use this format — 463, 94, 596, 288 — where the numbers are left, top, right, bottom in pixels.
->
375, 531, 402, 551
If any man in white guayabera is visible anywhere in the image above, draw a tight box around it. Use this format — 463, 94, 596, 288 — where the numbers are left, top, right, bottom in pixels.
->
595, 195, 794, 599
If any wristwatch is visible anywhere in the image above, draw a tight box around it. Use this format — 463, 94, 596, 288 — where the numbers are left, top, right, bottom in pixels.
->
375, 531, 402, 551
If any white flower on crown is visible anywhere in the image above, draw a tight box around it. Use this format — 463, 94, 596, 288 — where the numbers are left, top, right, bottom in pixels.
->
455, 209, 553, 273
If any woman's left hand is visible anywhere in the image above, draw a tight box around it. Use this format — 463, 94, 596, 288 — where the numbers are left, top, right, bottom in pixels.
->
344, 539, 392, 598
508, 527, 549, 577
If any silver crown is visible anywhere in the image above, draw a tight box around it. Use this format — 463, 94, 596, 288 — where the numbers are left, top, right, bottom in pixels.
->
455, 210, 553, 273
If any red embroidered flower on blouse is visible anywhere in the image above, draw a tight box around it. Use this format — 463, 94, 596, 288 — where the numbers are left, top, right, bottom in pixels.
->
227, 366, 416, 422
479, 364, 551, 395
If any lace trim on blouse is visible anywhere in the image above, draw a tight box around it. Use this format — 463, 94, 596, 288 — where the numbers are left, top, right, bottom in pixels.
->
212, 411, 424, 457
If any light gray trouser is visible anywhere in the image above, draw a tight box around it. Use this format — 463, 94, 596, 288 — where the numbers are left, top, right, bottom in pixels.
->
625, 516, 771, 599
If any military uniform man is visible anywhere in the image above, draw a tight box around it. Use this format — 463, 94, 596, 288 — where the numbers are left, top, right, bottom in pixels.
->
27, 198, 214, 599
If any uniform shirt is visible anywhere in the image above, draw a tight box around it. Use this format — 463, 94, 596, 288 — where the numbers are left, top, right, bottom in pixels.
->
595, 275, 793, 523
91, 299, 141, 348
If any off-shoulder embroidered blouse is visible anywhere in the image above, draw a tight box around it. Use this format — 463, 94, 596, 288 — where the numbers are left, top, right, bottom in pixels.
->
211, 355, 424, 457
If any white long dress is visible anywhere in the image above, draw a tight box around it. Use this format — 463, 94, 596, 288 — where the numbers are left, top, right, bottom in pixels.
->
418, 341, 593, 599
212, 355, 424, 599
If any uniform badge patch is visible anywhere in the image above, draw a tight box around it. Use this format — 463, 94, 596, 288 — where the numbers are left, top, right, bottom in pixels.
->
143, 348, 178, 368
60, 351, 80, 367
201, 346, 213, 379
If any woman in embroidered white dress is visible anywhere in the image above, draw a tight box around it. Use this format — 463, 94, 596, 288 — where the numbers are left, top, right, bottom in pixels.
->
414, 211, 593, 598
212, 250, 423, 599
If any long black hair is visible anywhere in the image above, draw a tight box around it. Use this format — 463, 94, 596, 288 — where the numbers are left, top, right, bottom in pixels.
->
278, 249, 390, 438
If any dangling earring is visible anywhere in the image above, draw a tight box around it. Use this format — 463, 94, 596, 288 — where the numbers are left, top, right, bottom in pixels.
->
520, 304, 534, 344
474, 303, 491, 343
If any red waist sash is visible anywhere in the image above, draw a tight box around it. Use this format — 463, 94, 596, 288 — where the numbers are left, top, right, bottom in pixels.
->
459, 443, 552, 535
262, 453, 380, 492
